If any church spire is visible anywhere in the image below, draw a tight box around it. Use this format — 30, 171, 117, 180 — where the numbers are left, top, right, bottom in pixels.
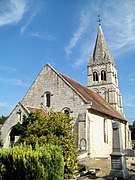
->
87, 21, 123, 115
92, 24, 116, 66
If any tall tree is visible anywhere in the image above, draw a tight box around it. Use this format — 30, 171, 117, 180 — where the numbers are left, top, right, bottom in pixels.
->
19, 110, 78, 177
129, 121, 135, 140
0, 115, 7, 125
129, 121, 135, 149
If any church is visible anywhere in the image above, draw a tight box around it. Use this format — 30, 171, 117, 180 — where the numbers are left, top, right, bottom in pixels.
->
1, 24, 132, 158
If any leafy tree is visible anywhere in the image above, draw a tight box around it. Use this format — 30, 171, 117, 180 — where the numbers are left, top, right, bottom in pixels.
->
19, 110, 78, 178
15, 114, 38, 139
129, 121, 135, 148
0, 115, 7, 125
129, 121, 135, 140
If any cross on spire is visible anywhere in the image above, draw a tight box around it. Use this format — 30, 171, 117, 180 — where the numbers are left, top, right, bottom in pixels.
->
97, 15, 102, 25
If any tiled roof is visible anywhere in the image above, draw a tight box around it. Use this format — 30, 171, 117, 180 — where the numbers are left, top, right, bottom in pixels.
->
27, 106, 46, 116
59, 73, 126, 121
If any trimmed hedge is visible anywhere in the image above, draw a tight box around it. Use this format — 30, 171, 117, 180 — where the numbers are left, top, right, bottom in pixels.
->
0, 143, 64, 180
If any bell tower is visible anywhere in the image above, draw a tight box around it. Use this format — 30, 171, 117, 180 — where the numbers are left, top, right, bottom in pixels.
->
87, 21, 123, 114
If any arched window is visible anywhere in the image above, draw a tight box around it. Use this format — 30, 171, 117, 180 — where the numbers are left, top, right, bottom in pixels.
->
46, 93, 51, 107
93, 72, 98, 81
61, 107, 72, 116
41, 91, 52, 108
64, 109, 70, 116
101, 70, 106, 81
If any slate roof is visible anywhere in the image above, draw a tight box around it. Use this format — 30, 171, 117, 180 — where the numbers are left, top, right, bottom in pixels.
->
48, 65, 126, 122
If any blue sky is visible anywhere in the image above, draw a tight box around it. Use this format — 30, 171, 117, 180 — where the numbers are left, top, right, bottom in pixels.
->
0, 0, 135, 124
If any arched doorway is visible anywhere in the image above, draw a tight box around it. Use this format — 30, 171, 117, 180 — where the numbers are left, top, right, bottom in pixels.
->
10, 123, 20, 146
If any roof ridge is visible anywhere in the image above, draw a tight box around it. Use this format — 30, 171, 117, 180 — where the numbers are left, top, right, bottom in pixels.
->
59, 72, 126, 121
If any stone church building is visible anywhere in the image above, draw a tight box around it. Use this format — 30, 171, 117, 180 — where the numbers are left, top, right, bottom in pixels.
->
1, 25, 132, 158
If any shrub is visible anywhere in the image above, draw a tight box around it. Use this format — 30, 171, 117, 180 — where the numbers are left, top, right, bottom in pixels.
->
19, 111, 78, 177
0, 143, 64, 180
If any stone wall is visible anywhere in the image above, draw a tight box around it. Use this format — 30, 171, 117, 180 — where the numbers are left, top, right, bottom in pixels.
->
21, 64, 89, 147
87, 110, 113, 158
1, 102, 29, 147
87, 59, 123, 115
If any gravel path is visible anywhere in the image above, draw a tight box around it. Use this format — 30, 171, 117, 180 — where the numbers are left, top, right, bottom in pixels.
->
68, 157, 135, 180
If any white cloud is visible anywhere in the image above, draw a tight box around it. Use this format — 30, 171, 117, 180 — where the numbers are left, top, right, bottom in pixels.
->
0, 77, 28, 87
0, 66, 16, 72
30, 32, 53, 41
71, 40, 93, 68
103, 0, 135, 52
66, 0, 135, 68
65, 10, 90, 56
0, 0, 26, 26
20, 12, 36, 34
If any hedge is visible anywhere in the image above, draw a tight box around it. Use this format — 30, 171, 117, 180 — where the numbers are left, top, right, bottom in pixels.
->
0, 143, 64, 180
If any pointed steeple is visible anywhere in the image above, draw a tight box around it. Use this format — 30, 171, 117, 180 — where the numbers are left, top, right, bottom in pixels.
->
87, 23, 123, 115
92, 25, 116, 66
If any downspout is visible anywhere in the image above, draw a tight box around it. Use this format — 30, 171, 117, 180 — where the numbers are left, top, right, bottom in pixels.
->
124, 122, 127, 149
86, 101, 92, 154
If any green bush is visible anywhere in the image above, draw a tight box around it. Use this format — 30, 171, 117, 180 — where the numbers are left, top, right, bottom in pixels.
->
0, 143, 64, 180
19, 111, 78, 177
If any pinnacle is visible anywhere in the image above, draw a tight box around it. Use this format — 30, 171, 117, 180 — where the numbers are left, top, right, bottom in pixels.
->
92, 25, 115, 66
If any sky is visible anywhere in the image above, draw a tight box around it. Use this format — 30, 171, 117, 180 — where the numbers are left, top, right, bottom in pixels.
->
0, 0, 135, 124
